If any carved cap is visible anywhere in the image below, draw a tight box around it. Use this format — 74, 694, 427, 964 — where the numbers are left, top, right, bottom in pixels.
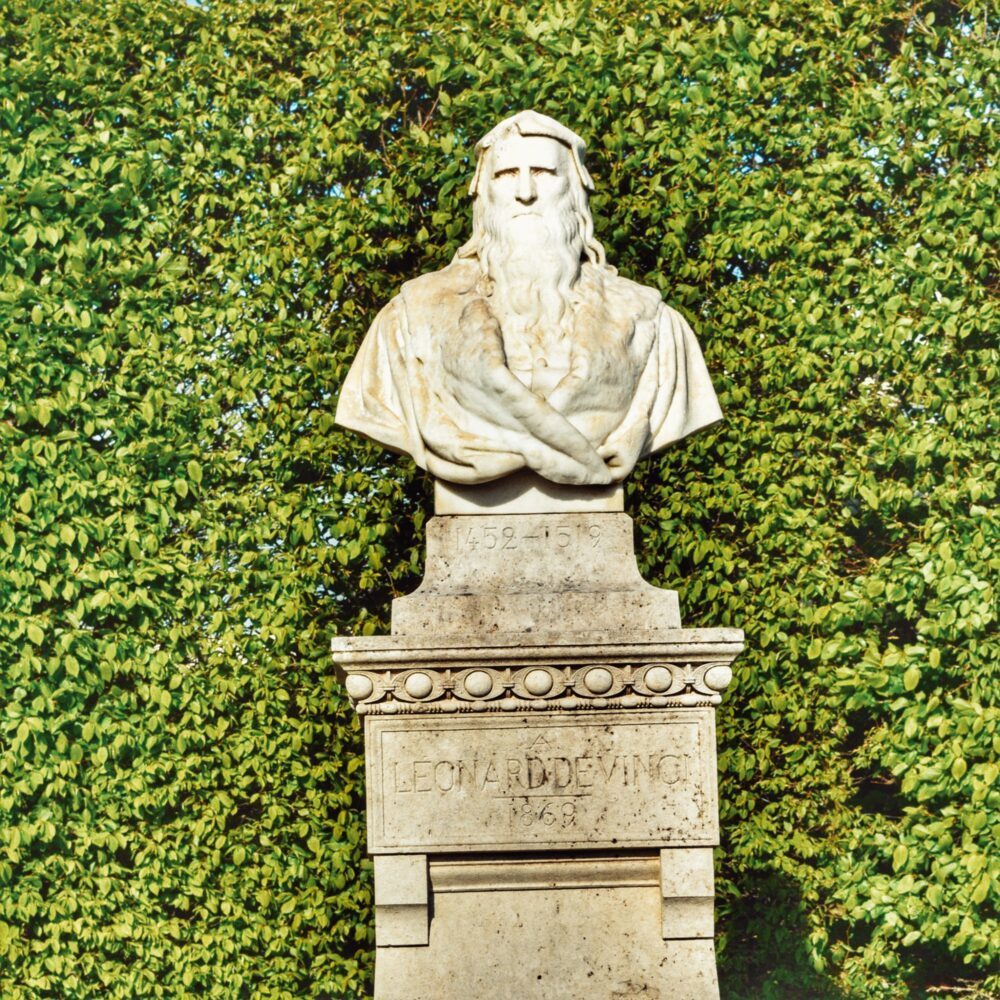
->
467, 109, 595, 196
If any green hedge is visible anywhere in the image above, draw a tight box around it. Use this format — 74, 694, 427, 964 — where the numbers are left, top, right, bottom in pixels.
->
1, 1, 995, 996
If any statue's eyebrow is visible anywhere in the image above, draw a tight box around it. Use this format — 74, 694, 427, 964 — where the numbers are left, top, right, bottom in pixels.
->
492, 165, 558, 178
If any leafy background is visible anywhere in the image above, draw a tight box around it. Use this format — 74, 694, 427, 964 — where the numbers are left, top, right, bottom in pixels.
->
0, 0, 996, 996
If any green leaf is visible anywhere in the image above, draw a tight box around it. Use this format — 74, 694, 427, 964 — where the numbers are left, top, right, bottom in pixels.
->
892, 843, 909, 871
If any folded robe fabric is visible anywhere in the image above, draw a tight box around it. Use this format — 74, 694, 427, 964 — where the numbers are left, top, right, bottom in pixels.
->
336, 258, 722, 485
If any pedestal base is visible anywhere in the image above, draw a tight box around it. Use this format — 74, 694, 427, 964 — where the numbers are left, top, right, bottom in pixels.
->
331, 507, 742, 1000
375, 852, 719, 1000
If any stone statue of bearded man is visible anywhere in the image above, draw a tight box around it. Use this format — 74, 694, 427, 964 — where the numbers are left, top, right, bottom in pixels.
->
336, 110, 722, 485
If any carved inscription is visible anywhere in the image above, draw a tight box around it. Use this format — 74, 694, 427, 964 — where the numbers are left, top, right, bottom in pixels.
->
390, 748, 689, 797
458, 521, 602, 551
366, 711, 718, 852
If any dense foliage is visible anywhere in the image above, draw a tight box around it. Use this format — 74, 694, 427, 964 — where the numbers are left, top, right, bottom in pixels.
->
1, 0, 995, 996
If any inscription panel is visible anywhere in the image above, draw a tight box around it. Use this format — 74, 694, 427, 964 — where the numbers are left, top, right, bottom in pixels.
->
456, 520, 603, 553
411, 513, 648, 597
366, 710, 718, 853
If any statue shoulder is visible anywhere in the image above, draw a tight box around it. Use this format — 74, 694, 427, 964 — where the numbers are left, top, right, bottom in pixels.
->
581, 264, 663, 322
399, 259, 480, 314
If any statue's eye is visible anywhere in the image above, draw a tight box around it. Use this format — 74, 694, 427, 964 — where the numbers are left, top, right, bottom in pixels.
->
531, 167, 556, 176
493, 168, 518, 178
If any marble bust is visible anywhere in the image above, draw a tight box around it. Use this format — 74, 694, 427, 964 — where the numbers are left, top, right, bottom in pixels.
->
336, 110, 722, 485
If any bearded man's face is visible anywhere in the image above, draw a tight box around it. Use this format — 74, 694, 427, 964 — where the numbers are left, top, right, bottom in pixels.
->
482, 134, 574, 248
473, 131, 586, 385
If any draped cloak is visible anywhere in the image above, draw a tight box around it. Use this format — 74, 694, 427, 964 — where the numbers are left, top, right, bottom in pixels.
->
335, 258, 722, 485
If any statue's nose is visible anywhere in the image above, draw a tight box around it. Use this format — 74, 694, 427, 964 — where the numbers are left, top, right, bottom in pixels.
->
516, 168, 536, 204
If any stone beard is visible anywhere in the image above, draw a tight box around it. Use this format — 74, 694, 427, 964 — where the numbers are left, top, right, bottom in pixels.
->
336, 110, 723, 486
473, 151, 596, 403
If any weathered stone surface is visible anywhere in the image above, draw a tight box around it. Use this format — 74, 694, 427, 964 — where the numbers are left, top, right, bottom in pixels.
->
373, 854, 429, 947
434, 470, 624, 515
366, 710, 717, 853
333, 622, 738, 999
375, 852, 720, 999
335, 110, 721, 487
332, 628, 742, 716
332, 618, 740, 996
661, 846, 716, 939
392, 511, 681, 634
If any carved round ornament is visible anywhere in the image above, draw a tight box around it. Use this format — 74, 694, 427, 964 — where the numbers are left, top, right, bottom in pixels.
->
643, 666, 673, 693
345, 674, 374, 701
404, 672, 434, 699
583, 667, 614, 694
464, 670, 493, 697
524, 669, 554, 696
703, 664, 733, 692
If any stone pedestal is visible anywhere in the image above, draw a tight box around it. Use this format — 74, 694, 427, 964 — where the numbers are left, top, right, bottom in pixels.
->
332, 481, 742, 1000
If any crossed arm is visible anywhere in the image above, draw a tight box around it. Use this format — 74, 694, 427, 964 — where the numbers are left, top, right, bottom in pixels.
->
440, 299, 614, 485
